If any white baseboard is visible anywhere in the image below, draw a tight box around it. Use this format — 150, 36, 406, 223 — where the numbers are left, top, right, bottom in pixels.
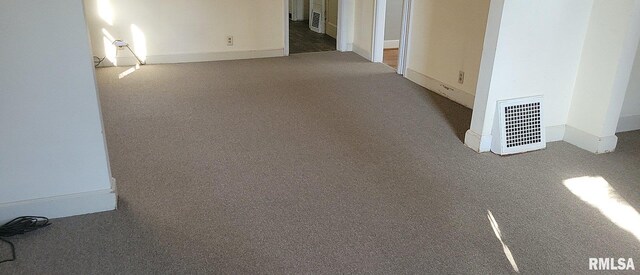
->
339, 43, 353, 52
464, 129, 492, 152
384, 40, 400, 49
109, 48, 285, 66
564, 125, 618, 154
352, 44, 372, 61
546, 124, 566, 142
0, 179, 117, 224
617, 114, 640, 133
465, 125, 566, 153
405, 68, 475, 109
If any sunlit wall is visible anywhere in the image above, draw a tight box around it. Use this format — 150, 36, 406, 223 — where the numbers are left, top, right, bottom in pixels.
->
84, 0, 285, 66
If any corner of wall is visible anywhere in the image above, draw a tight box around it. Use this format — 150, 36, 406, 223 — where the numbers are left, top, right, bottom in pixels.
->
352, 43, 373, 61
0, 180, 117, 224
405, 68, 475, 108
617, 114, 640, 132
564, 125, 618, 154
464, 129, 492, 152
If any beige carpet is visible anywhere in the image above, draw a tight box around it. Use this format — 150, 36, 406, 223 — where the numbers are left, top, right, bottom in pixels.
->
1, 51, 639, 274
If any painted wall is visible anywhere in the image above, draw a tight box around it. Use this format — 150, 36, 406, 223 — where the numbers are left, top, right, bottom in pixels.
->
326, 0, 339, 38
338, 0, 356, 52
567, 0, 640, 140
352, 0, 375, 60
404, 0, 490, 100
478, 0, 593, 133
304, 0, 310, 20
618, 38, 640, 132
384, 0, 403, 41
467, 0, 640, 153
0, 0, 114, 219
84, 0, 285, 65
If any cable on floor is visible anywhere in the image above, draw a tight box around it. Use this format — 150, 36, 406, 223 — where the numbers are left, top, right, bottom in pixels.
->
94, 56, 106, 68
0, 216, 50, 264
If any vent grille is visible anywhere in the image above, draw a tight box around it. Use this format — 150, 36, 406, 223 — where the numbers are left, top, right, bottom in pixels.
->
491, 96, 546, 155
505, 102, 541, 148
311, 12, 321, 28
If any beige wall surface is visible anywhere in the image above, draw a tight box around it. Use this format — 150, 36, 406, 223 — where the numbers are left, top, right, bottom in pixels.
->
84, 0, 285, 65
405, 0, 490, 96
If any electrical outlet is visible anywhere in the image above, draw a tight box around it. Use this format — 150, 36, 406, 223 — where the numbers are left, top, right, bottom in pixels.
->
226, 35, 233, 46
458, 71, 465, 84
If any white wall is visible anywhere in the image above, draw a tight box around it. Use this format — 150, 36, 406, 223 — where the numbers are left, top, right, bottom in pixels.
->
567, 0, 640, 144
384, 0, 403, 41
0, 0, 115, 222
404, 0, 490, 108
474, 0, 593, 134
466, 0, 640, 154
338, 0, 356, 52
352, 0, 375, 60
467, 0, 594, 151
84, 0, 285, 65
618, 38, 640, 132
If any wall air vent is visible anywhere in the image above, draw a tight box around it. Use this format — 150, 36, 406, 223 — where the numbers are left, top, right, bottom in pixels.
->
311, 11, 321, 29
491, 96, 546, 155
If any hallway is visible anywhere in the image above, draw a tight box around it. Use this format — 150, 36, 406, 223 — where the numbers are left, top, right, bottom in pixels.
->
289, 20, 336, 54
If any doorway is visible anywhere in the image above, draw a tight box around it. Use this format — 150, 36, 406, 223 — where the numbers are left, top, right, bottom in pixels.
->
373, 0, 411, 75
382, 0, 403, 70
286, 0, 341, 54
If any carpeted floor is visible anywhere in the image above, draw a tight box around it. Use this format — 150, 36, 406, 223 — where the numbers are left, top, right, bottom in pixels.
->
1, 51, 640, 274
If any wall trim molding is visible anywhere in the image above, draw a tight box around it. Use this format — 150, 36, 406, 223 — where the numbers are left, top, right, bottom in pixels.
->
0, 179, 117, 224
340, 43, 354, 52
465, 125, 566, 153
546, 124, 566, 142
384, 39, 399, 49
564, 125, 618, 154
372, 0, 387, 62
617, 114, 640, 133
405, 68, 475, 109
352, 44, 373, 61
464, 129, 492, 152
110, 48, 285, 66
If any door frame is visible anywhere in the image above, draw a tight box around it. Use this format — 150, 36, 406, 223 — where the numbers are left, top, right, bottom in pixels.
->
290, 0, 306, 21
372, 0, 412, 75
284, 0, 352, 56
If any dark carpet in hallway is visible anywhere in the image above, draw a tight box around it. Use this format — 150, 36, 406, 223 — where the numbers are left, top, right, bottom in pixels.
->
1, 52, 639, 274
289, 20, 336, 54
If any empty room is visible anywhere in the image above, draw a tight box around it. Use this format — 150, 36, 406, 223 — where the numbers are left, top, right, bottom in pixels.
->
2, 0, 640, 273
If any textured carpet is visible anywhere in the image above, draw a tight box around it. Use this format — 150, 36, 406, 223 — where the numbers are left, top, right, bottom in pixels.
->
1, 51, 640, 274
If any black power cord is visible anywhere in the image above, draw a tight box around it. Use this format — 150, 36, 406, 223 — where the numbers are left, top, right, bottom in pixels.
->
0, 216, 50, 264
94, 56, 106, 68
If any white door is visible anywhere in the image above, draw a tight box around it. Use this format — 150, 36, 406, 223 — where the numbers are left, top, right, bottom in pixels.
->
309, 0, 324, 33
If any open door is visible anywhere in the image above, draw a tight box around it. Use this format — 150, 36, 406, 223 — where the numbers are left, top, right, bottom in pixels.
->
309, 0, 324, 33
325, 0, 338, 39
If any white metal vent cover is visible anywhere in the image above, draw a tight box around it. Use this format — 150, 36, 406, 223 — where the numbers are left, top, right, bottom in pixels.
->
491, 96, 546, 155
311, 11, 320, 28
311, 12, 321, 29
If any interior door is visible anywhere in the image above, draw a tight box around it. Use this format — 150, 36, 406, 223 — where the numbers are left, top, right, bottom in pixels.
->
309, 0, 324, 33
325, 0, 338, 38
